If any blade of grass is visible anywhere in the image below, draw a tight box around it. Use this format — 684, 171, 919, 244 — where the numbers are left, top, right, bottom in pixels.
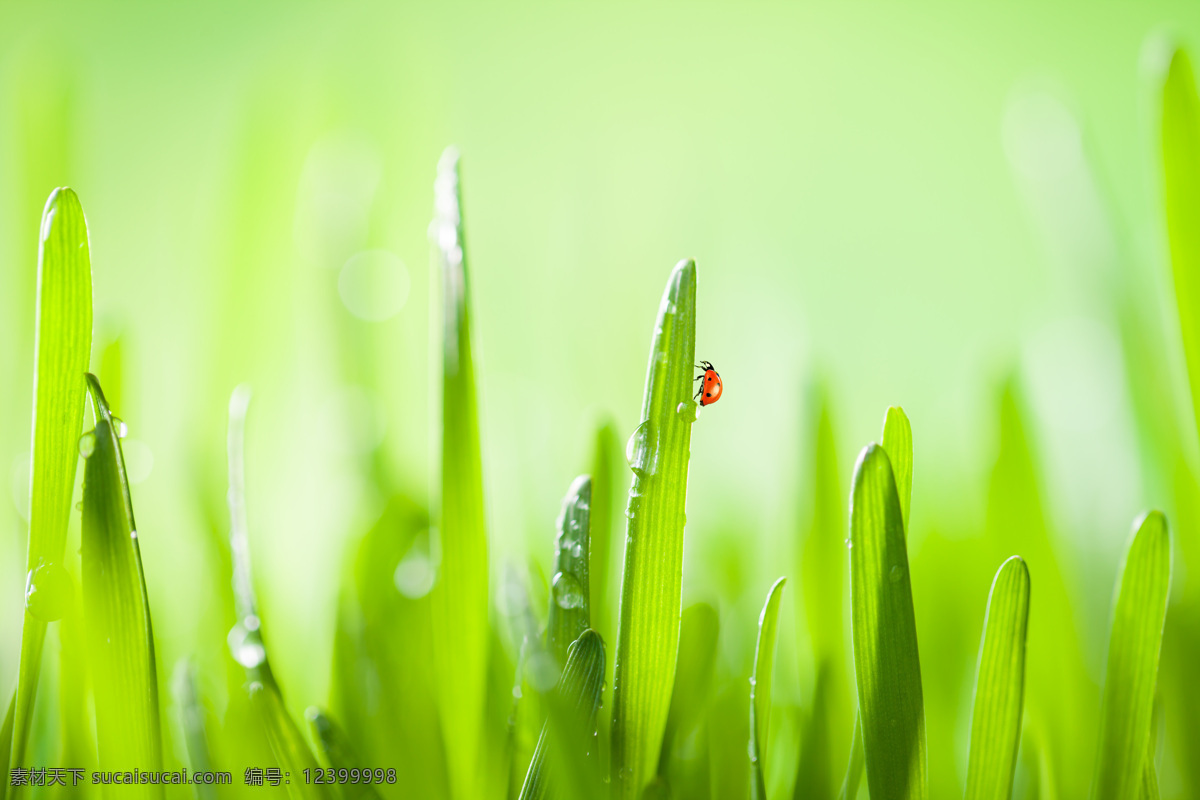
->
548, 475, 592, 665
750, 577, 786, 800
1090, 512, 1171, 800
837, 720, 864, 800
0, 690, 14, 800
964, 556, 1031, 800
306, 708, 384, 800
658, 602, 720, 772
173, 660, 216, 800
81, 374, 161, 792
590, 420, 618, 640
611, 259, 698, 800
881, 407, 913, 531
226, 387, 329, 800
518, 630, 607, 800
849, 443, 927, 800
11, 187, 93, 775
430, 146, 490, 800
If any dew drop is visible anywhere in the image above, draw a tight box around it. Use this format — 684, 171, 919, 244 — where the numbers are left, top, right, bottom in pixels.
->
625, 420, 658, 477
75, 501, 82, 511
112, 417, 128, 439
552, 571, 584, 609
25, 562, 73, 622
889, 565, 905, 583
78, 431, 96, 458
570, 542, 584, 559
675, 401, 701, 422
394, 533, 436, 599
844, 537, 853, 549
227, 622, 267, 668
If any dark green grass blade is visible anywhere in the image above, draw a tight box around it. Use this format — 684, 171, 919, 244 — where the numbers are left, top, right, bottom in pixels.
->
881, 406, 913, 533
965, 556, 1031, 800
849, 443, 927, 800
1091, 512, 1171, 800
518, 630, 607, 800
306, 708, 384, 800
750, 577, 786, 800
11, 187, 93, 774
81, 374, 162, 792
548, 475, 592, 665
430, 147, 490, 800
611, 259, 697, 799
173, 660, 216, 800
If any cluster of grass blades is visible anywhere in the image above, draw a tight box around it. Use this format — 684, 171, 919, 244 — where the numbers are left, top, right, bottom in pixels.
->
6, 41, 1200, 797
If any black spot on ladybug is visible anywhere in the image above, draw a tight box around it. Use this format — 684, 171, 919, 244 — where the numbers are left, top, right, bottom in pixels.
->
705, 392, 711, 397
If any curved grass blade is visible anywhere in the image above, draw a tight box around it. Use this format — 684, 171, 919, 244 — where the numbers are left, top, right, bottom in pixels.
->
306, 708, 384, 800
548, 475, 592, 665
750, 577, 786, 800
849, 443, 926, 800
226, 387, 328, 800
518, 630, 607, 800
0, 690, 15, 800
837, 720, 864, 800
1091, 512, 1171, 800
11, 187, 93, 774
81, 374, 162, 792
611, 259, 697, 800
174, 660, 216, 800
881, 406, 912, 533
430, 147, 490, 800
965, 556, 1031, 800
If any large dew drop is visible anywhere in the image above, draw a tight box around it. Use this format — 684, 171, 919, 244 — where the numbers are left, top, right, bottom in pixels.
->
78, 431, 96, 458
675, 401, 700, 422
25, 562, 73, 622
394, 531, 436, 599
227, 619, 267, 669
625, 420, 659, 477
552, 571, 585, 610
112, 417, 129, 439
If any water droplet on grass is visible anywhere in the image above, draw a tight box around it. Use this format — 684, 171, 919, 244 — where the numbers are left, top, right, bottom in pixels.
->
78, 431, 96, 458
227, 622, 266, 668
394, 533, 436, 599
552, 571, 584, 609
112, 417, 128, 439
890, 565, 905, 583
25, 562, 73, 622
676, 401, 700, 422
625, 421, 658, 477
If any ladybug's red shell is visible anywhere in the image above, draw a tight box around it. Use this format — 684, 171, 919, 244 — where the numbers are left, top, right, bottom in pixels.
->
698, 367, 722, 406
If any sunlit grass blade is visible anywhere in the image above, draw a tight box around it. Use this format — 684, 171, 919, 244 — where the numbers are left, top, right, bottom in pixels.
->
226, 387, 328, 800
11, 187, 93, 774
80, 374, 161, 791
173, 660, 216, 800
1140, 729, 1159, 800
518, 630, 606, 800
849, 443, 927, 800
429, 146, 490, 800
659, 602, 719, 771
881, 406, 912, 533
590, 420, 618, 640
0, 690, 14, 800
306, 708, 384, 800
1091, 512, 1171, 800
837, 719, 864, 800
965, 556, 1031, 800
548, 475, 592, 664
611, 258, 698, 799
750, 577, 786, 800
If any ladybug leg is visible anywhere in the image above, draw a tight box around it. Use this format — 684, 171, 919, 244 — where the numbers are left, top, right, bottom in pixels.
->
694, 384, 703, 400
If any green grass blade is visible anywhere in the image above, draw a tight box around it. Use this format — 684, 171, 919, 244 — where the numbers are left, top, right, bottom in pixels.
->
518, 630, 607, 800
838, 717, 864, 800
548, 475, 592, 665
306, 708, 384, 800
750, 577, 786, 800
659, 602, 719, 771
881, 406, 913, 533
0, 689, 15, 800
173, 660, 216, 800
611, 259, 698, 800
1091, 512, 1171, 800
965, 556, 1031, 800
11, 187, 93, 773
430, 146, 490, 800
590, 420, 618, 637
849, 443, 927, 800
81, 374, 162, 791
1161, 47, 1200, 438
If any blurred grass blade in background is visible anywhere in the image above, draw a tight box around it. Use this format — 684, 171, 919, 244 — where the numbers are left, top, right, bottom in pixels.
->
658, 602, 719, 775
837, 721, 864, 800
850, 442, 927, 800
518, 629, 606, 800
611, 258, 697, 800
881, 407, 913, 531
590, 421, 617, 642
306, 708, 384, 800
226, 387, 328, 800
11, 187, 93, 775
430, 146, 490, 800
964, 556, 1031, 800
173, 660, 216, 800
750, 577, 786, 800
1091, 512, 1170, 800
548, 475, 592, 665
81, 374, 162, 791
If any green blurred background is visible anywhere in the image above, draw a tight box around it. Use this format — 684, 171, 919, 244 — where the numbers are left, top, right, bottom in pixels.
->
2, 1, 1200, 797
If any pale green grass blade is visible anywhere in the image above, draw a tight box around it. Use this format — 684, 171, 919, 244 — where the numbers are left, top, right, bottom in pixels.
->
81, 374, 162, 794
590, 420, 618, 640
1140, 730, 1159, 800
750, 577, 786, 800
965, 556, 1031, 800
306, 708, 384, 800
881, 406, 913, 532
659, 602, 719, 771
548, 475, 592, 665
58, 598, 94, 775
1091, 512, 1171, 800
173, 660, 216, 800
611, 259, 697, 800
518, 630, 606, 800
225, 387, 328, 800
850, 443, 927, 800
430, 147, 490, 800
0, 690, 15, 800
11, 187, 93, 773
1161, 47, 1200, 439
838, 718, 864, 800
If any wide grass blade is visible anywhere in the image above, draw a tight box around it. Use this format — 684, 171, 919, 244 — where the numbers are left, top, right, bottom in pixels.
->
306, 708, 384, 800
81, 374, 162, 792
430, 147, 490, 800
518, 630, 607, 800
849, 443, 927, 800
548, 475, 592, 665
11, 187, 93, 773
611, 259, 698, 799
965, 556, 1031, 800
750, 577, 786, 800
1090, 512, 1171, 800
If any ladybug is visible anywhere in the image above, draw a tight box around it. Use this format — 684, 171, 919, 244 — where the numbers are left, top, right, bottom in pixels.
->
694, 360, 723, 406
